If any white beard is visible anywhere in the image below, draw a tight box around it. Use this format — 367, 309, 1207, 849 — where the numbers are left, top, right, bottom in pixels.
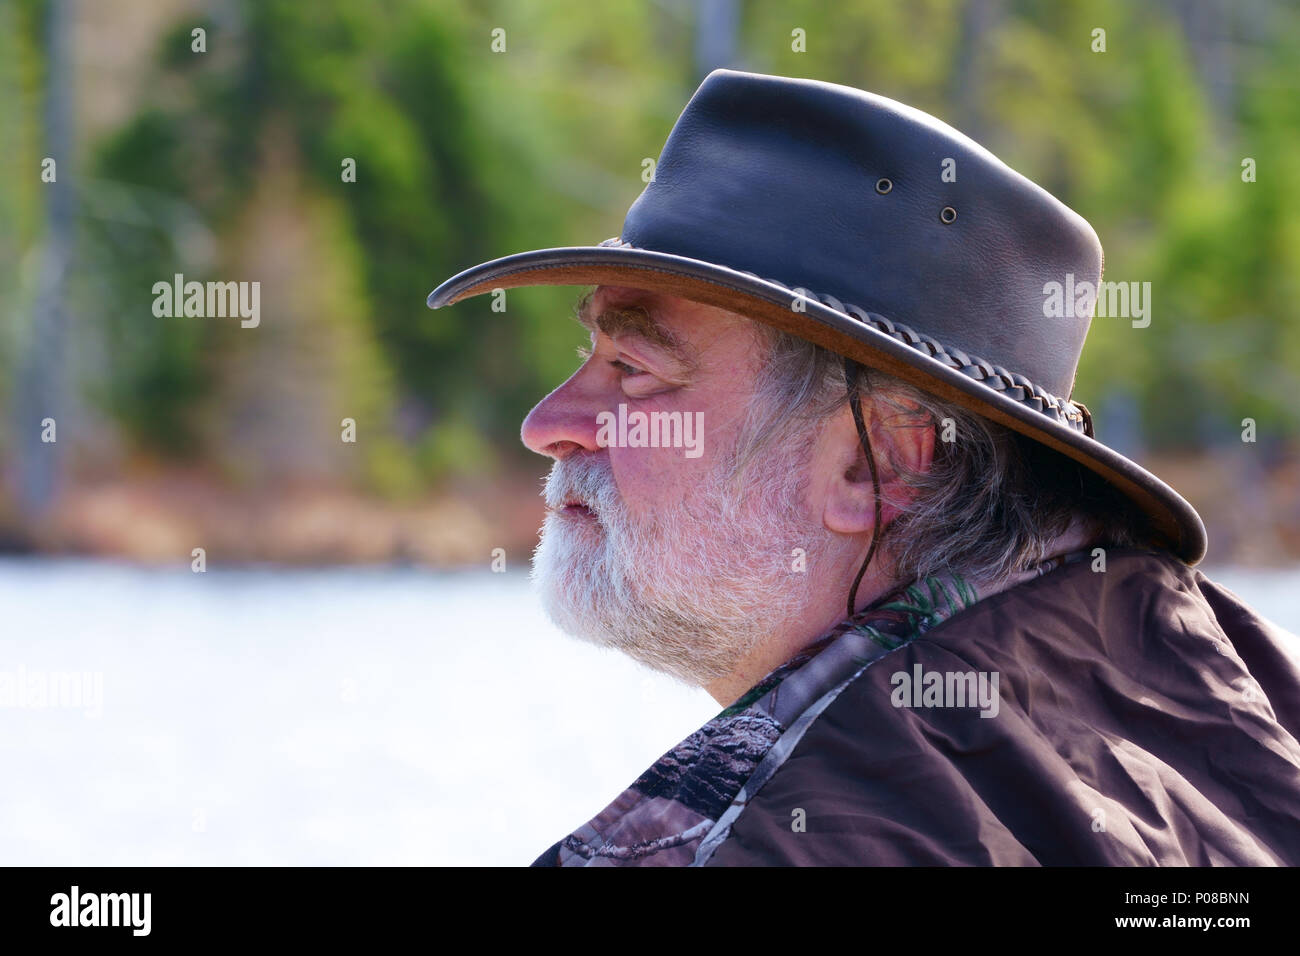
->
530, 437, 828, 686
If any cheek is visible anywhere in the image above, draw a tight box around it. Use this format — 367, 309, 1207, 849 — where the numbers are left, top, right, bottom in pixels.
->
609, 445, 718, 520
800, 436, 838, 521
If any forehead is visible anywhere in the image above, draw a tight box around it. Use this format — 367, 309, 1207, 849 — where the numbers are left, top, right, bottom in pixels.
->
578, 286, 757, 350
577, 287, 681, 347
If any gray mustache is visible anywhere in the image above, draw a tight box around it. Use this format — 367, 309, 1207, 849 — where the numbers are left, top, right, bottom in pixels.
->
543, 455, 618, 518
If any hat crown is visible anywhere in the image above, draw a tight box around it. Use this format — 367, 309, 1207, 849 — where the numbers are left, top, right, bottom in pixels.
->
621, 69, 1103, 398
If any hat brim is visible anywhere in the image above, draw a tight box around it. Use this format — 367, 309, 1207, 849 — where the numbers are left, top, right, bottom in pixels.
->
428, 244, 1207, 565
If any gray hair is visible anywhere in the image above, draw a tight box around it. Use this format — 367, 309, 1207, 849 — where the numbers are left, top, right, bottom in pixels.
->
734, 324, 1153, 588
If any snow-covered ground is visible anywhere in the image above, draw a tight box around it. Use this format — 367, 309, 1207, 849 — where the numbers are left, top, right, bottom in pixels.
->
0, 558, 1295, 866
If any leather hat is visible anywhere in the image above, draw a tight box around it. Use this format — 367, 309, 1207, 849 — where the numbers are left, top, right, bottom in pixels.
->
428, 69, 1207, 564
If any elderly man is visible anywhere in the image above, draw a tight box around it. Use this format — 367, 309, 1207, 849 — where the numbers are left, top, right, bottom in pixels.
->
429, 70, 1300, 866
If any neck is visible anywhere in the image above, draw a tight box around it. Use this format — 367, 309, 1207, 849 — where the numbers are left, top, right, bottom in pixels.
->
703, 560, 903, 707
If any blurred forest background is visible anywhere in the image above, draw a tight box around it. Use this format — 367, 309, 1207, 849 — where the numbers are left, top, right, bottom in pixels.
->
1, 0, 1298, 567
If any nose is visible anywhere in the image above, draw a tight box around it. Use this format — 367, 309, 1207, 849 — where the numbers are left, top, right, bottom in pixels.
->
521, 368, 604, 460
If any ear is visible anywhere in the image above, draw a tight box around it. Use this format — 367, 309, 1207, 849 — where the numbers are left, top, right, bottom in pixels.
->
821, 396, 935, 535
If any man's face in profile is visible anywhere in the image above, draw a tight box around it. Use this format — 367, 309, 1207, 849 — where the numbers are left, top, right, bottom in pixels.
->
521, 286, 830, 689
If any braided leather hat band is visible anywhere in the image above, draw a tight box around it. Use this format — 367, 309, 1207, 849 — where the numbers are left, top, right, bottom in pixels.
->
599, 237, 1095, 438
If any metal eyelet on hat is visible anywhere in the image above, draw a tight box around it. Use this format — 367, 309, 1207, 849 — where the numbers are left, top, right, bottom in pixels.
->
875, 177, 892, 194
940, 206, 957, 223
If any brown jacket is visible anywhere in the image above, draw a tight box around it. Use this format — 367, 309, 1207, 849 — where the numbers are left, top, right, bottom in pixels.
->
705, 549, 1300, 865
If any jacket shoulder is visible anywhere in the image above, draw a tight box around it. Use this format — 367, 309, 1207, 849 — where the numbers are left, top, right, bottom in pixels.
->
705, 549, 1300, 866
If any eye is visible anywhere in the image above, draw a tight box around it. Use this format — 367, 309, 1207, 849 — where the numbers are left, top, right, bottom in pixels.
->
609, 358, 646, 377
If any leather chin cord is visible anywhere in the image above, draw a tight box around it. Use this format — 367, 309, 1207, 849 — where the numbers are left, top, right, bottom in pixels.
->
843, 357, 884, 621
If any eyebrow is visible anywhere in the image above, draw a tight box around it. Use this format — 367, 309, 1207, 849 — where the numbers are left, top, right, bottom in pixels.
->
573, 290, 699, 372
